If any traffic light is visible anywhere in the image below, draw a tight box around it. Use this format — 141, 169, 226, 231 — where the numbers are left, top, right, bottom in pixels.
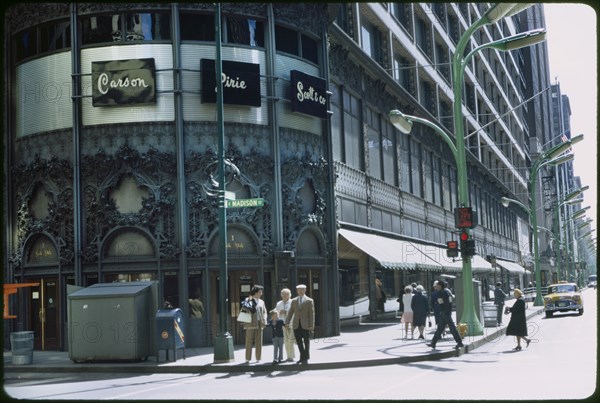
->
446, 240, 459, 258
454, 207, 478, 229
459, 230, 476, 257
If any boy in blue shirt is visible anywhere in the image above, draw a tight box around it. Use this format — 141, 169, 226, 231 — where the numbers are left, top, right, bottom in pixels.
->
268, 310, 285, 364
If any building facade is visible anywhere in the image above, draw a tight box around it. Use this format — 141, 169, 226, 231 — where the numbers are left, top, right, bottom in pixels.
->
4, 3, 559, 351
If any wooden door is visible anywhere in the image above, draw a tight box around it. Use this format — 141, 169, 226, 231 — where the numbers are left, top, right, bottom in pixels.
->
30, 277, 60, 350
298, 269, 322, 338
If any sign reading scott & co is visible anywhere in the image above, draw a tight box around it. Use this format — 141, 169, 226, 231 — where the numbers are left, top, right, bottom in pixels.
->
92, 58, 156, 106
290, 70, 328, 119
201, 59, 261, 107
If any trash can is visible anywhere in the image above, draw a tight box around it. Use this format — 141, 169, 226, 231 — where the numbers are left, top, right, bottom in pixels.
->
482, 302, 498, 327
156, 308, 185, 362
10, 331, 34, 365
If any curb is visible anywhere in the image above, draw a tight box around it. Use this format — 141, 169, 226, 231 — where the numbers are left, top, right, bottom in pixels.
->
4, 308, 544, 374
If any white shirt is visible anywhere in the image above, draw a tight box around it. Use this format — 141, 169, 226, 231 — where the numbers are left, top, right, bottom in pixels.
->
402, 293, 414, 313
275, 299, 292, 321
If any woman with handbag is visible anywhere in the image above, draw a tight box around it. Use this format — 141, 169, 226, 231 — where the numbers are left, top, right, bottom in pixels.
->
505, 288, 531, 351
241, 285, 267, 363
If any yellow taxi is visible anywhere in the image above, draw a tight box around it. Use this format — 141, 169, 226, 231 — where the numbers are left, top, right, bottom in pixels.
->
543, 282, 583, 318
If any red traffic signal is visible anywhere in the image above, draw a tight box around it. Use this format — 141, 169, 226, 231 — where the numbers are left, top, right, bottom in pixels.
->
459, 230, 476, 257
446, 240, 459, 258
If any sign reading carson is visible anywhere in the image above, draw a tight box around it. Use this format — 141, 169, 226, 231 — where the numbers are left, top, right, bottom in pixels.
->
201, 59, 261, 107
92, 58, 156, 106
290, 70, 328, 119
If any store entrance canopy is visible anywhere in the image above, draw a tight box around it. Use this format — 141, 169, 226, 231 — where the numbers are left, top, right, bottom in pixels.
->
339, 229, 494, 273
496, 259, 526, 274
339, 229, 443, 271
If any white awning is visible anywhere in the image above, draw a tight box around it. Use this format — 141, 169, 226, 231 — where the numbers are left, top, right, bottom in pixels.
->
438, 254, 495, 273
339, 229, 494, 273
496, 259, 526, 274
339, 229, 443, 271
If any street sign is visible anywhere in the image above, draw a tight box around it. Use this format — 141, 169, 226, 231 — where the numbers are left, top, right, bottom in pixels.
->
225, 198, 264, 208
224, 191, 236, 201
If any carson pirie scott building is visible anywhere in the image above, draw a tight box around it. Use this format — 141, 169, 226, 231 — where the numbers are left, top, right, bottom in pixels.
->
4, 3, 564, 351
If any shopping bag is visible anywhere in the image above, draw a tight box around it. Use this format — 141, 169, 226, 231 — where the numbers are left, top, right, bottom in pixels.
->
237, 311, 252, 323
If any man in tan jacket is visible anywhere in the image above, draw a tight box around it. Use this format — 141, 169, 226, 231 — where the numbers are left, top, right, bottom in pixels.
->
285, 284, 315, 364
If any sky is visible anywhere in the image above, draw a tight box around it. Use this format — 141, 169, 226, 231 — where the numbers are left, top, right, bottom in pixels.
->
543, 3, 597, 235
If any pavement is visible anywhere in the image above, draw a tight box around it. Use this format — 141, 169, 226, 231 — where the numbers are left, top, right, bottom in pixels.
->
3, 300, 544, 374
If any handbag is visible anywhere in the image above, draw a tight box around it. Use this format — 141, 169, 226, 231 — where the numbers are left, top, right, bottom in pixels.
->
237, 310, 252, 323
428, 317, 432, 327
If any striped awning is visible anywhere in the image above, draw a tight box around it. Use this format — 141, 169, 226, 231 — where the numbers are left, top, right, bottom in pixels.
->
339, 229, 494, 273
339, 229, 443, 271
496, 259, 526, 274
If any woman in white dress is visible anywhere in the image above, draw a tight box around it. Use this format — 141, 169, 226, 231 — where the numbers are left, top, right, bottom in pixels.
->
400, 286, 414, 339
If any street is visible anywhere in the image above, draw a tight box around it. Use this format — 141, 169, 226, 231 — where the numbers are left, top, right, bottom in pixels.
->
4, 289, 597, 400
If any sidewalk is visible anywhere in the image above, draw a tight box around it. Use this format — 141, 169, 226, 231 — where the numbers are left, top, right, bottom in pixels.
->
3, 301, 543, 374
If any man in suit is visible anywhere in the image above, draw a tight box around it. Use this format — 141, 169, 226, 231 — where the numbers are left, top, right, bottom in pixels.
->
494, 282, 507, 326
284, 284, 315, 364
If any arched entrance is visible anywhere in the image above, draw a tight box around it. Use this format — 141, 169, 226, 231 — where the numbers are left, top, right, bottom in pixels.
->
208, 225, 261, 345
22, 234, 60, 350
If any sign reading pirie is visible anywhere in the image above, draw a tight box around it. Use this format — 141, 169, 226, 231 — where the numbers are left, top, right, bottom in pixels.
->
201, 59, 261, 107
92, 58, 156, 106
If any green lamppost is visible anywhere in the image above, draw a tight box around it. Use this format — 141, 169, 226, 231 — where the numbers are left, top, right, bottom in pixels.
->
553, 186, 588, 281
213, 3, 235, 363
390, 3, 546, 335
566, 206, 592, 281
501, 134, 583, 305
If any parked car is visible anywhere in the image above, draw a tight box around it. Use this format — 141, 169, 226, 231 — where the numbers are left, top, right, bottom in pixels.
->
543, 282, 583, 318
587, 281, 597, 289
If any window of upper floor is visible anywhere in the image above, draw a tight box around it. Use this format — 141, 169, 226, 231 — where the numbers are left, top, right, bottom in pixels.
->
13, 19, 71, 63
392, 3, 412, 34
360, 19, 383, 65
81, 12, 171, 45
415, 15, 432, 60
275, 25, 319, 65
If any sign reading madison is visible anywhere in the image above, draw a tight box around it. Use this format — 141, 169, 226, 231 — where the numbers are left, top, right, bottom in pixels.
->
201, 59, 261, 107
290, 70, 328, 119
92, 58, 156, 106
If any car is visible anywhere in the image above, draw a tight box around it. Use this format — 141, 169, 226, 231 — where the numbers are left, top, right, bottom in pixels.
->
587, 281, 597, 289
543, 282, 583, 318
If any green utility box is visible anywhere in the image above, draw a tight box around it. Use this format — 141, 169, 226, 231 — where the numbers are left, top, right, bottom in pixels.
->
68, 281, 158, 362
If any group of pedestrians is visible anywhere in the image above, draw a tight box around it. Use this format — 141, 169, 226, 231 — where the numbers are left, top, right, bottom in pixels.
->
398, 279, 530, 352
240, 284, 315, 365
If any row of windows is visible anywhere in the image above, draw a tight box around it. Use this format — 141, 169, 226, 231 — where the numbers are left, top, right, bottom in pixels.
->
13, 11, 319, 65
336, 3, 531, 201
331, 82, 518, 241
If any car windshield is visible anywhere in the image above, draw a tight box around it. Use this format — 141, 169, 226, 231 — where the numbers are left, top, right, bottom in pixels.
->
549, 285, 576, 293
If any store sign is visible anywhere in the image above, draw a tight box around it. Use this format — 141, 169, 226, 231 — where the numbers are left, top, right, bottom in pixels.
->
201, 59, 261, 107
92, 58, 156, 106
290, 70, 328, 119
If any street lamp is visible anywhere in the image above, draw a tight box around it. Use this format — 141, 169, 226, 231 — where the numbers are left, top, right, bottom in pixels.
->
553, 186, 588, 281
556, 205, 590, 284
391, 3, 545, 336
500, 149, 578, 304
525, 133, 582, 305
571, 206, 591, 220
